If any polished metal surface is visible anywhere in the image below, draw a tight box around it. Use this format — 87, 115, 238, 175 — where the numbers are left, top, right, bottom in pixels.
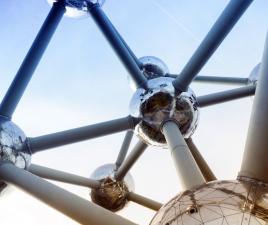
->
130, 77, 199, 146
150, 178, 268, 225
90, 164, 134, 212
0, 116, 31, 194
248, 64, 261, 85
47, 0, 105, 18
0, 117, 31, 169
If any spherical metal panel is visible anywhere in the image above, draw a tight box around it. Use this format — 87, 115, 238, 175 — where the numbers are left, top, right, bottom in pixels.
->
139, 56, 169, 79
150, 178, 268, 225
91, 177, 129, 212
130, 77, 199, 147
47, 0, 105, 18
0, 117, 31, 169
89, 164, 134, 212
248, 63, 261, 84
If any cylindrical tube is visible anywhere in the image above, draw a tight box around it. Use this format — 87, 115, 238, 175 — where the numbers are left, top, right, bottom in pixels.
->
239, 33, 268, 182
162, 121, 205, 190
0, 163, 137, 225
128, 192, 162, 211
0, 1, 66, 118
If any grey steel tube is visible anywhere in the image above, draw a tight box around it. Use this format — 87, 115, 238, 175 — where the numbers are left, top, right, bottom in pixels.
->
114, 141, 147, 181
0, 162, 137, 225
0, 1, 66, 119
162, 121, 205, 190
115, 130, 134, 170
186, 138, 216, 182
128, 192, 162, 211
172, 0, 253, 92
239, 33, 268, 182
29, 116, 137, 153
28, 164, 100, 189
168, 74, 249, 85
197, 85, 256, 108
87, 4, 147, 89
193, 76, 249, 85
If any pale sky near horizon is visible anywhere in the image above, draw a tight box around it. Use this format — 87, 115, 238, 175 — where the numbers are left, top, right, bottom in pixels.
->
0, 0, 268, 224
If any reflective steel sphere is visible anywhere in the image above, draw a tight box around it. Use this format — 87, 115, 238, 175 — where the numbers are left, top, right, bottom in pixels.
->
248, 63, 261, 84
150, 178, 268, 225
129, 56, 169, 91
90, 164, 134, 212
0, 117, 31, 168
130, 77, 199, 147
139, 56, 169, 79
47, 0, 105, 18
0, 116, 31, 193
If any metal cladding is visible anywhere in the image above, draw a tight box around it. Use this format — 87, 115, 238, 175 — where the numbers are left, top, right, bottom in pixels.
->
0, 116, 31, 193
46, 0, 105, 18
150, 178, 268, 225
0, 117, 31, 169
130, 77, 199, 147
248, 64, 261, 85
91, 177, 129, 212
90, 164, 134, 212
139, 56, 169, 79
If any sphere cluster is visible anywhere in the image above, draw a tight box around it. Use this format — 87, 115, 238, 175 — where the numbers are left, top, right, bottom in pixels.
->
150, 178, 268, 225
130, 77, 199, 147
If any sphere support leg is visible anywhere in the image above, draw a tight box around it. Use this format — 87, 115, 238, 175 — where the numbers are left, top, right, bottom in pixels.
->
239, 33, 268, 182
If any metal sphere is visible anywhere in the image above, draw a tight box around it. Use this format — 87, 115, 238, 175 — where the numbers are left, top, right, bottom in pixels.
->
139, 56, 169, 79
89, 164, 134, 212
47, 0, 105, 18
248, 63, 261, 84
0, 116, 31, 193
150, 178, 268, 225
130, 77, 199, 147
129, 56, 169, 91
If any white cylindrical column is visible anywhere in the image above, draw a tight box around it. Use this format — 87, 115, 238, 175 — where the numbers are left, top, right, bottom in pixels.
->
162, 121, 205, 190
239, 33, 268, 182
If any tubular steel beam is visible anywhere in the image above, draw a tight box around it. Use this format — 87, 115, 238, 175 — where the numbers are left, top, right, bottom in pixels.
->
193, 76, 249, 85
29, 116, 137, 153
172, 0, 253, 92
162, 121, 205, 190
239, 33, 268, 182
197, 85, 256, 108
0, 1, 65, 119
0, 162, 138, 225
28, 164, 100, 189
168, 74, 249, 86
87, 3, 147, 89
127, 192, 162, 211
114, 141, 147, 181
115, 130, 134, 170
186, 138, 216, 182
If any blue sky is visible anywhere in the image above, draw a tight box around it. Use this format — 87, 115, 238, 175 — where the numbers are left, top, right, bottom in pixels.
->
0, 0, 267, 224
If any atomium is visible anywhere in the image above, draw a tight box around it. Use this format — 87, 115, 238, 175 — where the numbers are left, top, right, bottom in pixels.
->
0, 0, 266, 225
130, 77, 199, 146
